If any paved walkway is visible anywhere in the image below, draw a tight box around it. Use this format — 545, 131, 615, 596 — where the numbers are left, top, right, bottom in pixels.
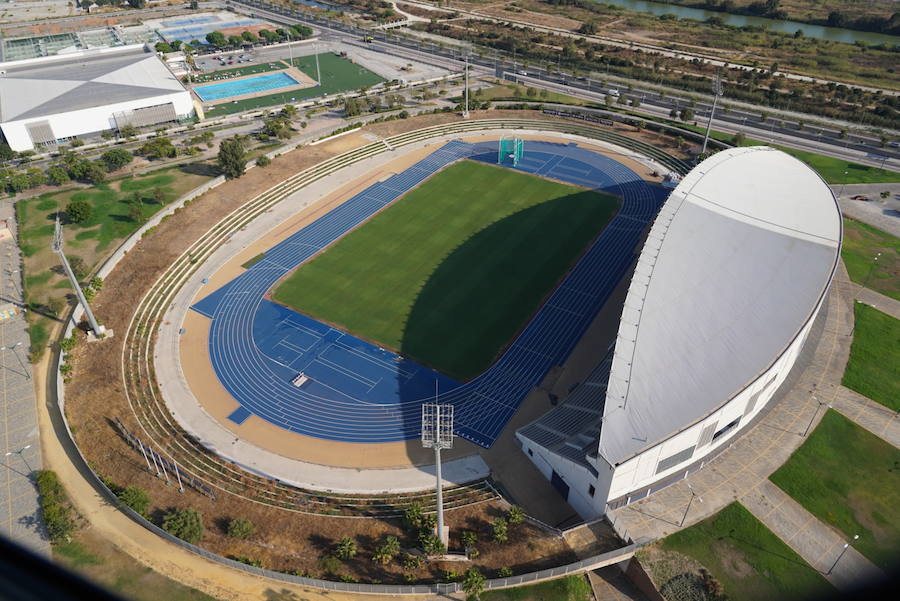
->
589, 566, 650, 601
741, 480, 883, 591
0, 201, 48, 556
847, 281, 900, 321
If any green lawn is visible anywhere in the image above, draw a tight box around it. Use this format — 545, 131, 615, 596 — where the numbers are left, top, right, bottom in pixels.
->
203, 53, 384, 116
56, 530, 219, 601
17, 164, 214, 359
272, 160, 619, 380
841, 219, 899, 301
481, 574, 592, 600
677, 125, 899, 184
770, 410, 900, 569
841, 303, 900, 411
660, 502, 832, 601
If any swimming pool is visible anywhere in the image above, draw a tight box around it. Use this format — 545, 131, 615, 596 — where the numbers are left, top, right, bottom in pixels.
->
194, 72, 301, 102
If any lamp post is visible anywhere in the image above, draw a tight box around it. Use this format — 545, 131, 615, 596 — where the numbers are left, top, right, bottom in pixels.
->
827, 534, 859, 575
700, 71, 723, 156
680, 483, 702, 527
802, 396, 830, 438
862, 252, 882, 289
5, 444, 33, 474
837, 171, 849, 199
4, 341, 29, 380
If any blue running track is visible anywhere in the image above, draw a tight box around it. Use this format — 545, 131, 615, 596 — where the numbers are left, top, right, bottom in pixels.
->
191, 140, 670, 447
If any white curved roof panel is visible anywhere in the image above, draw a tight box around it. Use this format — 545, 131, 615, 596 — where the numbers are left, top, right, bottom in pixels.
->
600, 146, 841, 465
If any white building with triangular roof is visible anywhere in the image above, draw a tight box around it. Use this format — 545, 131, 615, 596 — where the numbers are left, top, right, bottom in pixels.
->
0, 45, 194, 151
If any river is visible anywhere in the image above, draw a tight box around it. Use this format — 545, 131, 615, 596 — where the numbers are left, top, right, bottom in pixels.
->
595, 0, 900, 46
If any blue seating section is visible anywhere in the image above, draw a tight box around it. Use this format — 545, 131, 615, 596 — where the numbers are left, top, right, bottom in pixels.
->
191, 140, 669, 447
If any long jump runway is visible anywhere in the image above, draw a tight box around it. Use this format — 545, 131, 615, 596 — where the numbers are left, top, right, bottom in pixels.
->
191, 139, 670, 447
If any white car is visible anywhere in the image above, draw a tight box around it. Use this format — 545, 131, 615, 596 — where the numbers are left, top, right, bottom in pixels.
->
608, 89, 620, 97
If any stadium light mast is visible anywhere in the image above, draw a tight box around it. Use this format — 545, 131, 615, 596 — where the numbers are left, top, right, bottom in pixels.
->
700, 71, 723, 157
52, 216, 106, 339
315, 42, 321, 86
422, 401, 453, 549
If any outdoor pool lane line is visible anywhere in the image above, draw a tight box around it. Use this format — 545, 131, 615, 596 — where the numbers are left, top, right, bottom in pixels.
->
192, 140, 670, 447
193, 71, 302, 102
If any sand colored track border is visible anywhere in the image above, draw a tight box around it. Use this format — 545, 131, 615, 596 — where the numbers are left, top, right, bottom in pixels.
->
160, 130, 668, 491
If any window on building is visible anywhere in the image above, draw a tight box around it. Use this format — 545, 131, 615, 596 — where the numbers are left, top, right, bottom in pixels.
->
588, 484, 596, 497
656, 445, 696, 474
712, 417, 741, 442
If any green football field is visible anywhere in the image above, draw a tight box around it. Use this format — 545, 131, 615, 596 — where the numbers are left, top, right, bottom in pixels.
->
271, 160, 620, 380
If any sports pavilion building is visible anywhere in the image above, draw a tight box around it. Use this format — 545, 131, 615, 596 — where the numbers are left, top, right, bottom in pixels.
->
517, 146, 842, 520
0, 45, 194, 152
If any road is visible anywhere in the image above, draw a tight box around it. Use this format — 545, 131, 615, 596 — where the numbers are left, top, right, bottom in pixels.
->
233, 0, 900, 173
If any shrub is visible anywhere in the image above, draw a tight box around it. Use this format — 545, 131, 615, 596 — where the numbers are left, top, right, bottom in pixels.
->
491, 517, 508, 543
117, 485, 150, 516
419, 532, 446, 556
231, 555, 263, 567
334, 536, 357, 559
227, 517, 255, 539
256, 155, 271, 167
162, 508, 204, 543
372, 535, 400, 564
404, 501, 425, 531
497, 566, 513, 577
506, 505, 524, 526
35, 470, 75, 543
65, 198, 92, 224
462, 567, 486, 600
401, 552, 422, 570
317, 554, 342, 575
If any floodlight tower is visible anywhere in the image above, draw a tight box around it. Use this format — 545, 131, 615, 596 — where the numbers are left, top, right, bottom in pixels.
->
700, 71, 724, 157
52, 216, 106, 339
422, 402, 454, 548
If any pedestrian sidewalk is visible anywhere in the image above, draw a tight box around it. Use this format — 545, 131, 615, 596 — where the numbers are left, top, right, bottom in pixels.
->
741, 480, 884, 591
848, 282, 900, 321
830, 386, 899, 449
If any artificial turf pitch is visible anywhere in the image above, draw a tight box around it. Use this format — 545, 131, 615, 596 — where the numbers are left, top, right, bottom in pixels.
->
271, 160, 620, 380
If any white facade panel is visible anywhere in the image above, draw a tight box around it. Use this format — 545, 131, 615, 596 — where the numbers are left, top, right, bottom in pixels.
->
2, 91, 192, 151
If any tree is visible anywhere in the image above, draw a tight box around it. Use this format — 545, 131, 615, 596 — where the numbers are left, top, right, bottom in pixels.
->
280, 104, 298, 119
579, 21, 597, 35
334, 536, 357, 559
226, 518, 255, 539
128, 0, 145, 8
69, 160, 106, 185
155, 42, 174, 53
462, 567, 486, 601
189, 0, 198, 8
65, 198, 92, 224
100, 148, 134, 172
241, 31, 259, 44
162, 508, 204, 543
732, 131, 746, 146
47, 165, 70, 185
117, 485, 150, 516
218, 136, 247, 180
67, 255, 88, 279
153, 187, 165, 205
206, 31, 227, 47
343, 97, 362, 117
118, 124, 138, 139
128, 199, 144, 223
404, 501, 425, 532
669, 108, 679, 119
680, 108, 694, 121
228, 35, 244, 48
139, 138, 176, 159
0, 142, 15, 161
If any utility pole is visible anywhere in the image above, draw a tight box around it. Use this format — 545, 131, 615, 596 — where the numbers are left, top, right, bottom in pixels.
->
52, 216, 107, 339
422, 400, 453, 549
701, 71, 723, 157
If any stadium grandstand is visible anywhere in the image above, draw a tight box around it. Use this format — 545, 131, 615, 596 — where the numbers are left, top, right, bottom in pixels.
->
517, 146, 842, 520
